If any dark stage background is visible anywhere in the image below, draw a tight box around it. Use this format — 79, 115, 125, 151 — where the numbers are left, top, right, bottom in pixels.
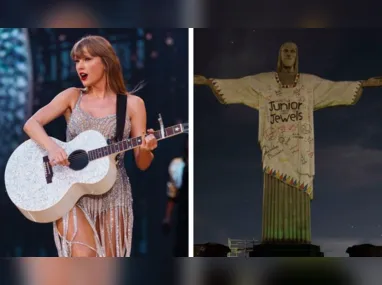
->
0, 28, 188, 257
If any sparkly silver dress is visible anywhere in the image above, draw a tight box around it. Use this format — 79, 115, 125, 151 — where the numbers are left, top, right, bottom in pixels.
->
53, 91, 133, 257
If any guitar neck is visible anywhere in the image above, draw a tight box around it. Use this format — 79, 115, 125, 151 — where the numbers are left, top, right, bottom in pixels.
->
88, 123, 187, 161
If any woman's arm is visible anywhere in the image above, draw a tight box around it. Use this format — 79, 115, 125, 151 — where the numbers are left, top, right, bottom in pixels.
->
23, 87, 78, 166
129, 94, 158, 170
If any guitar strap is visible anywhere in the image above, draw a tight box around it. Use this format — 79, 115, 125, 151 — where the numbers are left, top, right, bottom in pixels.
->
115, 93, 127, 142
114, 94, 127, 163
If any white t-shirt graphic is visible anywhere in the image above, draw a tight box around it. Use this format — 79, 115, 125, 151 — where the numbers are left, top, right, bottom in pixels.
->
211, 72, 362, 199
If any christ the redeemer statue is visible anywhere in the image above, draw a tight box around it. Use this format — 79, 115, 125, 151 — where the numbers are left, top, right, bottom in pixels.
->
195, 42, 382, 250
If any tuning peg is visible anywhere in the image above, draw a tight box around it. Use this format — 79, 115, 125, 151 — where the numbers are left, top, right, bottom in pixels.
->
182, 122, 189, 133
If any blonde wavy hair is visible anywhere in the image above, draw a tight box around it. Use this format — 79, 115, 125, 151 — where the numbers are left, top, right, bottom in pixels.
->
71, 35, 127, 95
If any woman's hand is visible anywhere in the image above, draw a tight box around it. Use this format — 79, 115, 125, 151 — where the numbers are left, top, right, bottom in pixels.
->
48, 144, 70, 166
139, 128, 158, 152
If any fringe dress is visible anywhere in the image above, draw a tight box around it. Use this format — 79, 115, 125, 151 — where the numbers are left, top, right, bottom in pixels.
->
53, 91, 134, 257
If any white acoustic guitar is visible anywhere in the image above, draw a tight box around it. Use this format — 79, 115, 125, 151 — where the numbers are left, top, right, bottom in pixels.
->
4, 114, 188, 223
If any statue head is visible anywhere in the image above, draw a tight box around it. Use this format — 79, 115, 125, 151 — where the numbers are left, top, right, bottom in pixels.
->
277, 42, 299, 73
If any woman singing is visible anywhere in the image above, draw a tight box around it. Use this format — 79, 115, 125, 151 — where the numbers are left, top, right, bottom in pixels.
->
23, 35, 157, 257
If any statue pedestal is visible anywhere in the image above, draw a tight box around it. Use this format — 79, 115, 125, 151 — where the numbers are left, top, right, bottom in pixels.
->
249, 243, 324, 257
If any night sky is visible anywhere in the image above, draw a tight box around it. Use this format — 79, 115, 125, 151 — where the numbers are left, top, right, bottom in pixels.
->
194, 29, 382, 256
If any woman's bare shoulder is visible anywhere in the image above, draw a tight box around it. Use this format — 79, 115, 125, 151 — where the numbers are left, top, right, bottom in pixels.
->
59, 86, 82, 96
126, 93, 144, 104
56, 87, 81, 102
59, 87, 82, 107
126, 93, 145, 115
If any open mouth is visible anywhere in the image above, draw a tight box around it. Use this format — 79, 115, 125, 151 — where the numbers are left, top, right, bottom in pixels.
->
79, 73, 88, 81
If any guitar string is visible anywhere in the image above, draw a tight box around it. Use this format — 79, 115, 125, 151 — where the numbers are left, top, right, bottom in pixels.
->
60, 124, 187, 161
51, 131, 158, 162
47, 126, 187, 164
56, 132, 159, 162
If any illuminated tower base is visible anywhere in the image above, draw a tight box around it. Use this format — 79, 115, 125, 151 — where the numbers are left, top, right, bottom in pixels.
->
250, 173, 323, 257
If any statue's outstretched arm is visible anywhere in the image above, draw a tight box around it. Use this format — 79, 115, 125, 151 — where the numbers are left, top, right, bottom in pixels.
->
361, 76, 382, 87
194, 75, 225, 104
194, 74, 260, 109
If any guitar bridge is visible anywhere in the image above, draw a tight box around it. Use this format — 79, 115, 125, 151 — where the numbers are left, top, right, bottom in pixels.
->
43, 156, 53, 184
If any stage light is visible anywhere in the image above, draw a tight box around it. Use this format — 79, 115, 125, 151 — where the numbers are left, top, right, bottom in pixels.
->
165, 37, 174, 46
0, 28, 31, 169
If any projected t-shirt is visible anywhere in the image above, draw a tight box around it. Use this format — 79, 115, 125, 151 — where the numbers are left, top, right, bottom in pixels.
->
211, 72, 362, 199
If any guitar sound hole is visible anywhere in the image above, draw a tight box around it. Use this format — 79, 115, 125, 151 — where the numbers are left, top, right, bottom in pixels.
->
68, 150, 89, 171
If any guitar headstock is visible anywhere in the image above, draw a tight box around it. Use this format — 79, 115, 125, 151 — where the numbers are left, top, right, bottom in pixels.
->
181, 122, 189, 133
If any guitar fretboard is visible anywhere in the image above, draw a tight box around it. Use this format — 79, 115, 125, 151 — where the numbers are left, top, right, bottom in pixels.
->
88, 123, 185, 161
